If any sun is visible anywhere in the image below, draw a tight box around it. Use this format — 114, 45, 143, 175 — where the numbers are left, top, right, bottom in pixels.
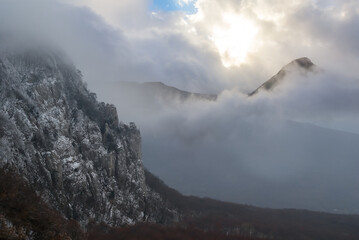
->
210, 13, 259, 68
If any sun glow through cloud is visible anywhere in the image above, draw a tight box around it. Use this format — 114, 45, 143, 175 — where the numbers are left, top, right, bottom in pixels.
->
210, 13, 259, 68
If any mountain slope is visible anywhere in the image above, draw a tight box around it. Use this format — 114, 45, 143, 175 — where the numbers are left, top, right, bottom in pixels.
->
115, 57, 316, 104
249, 57, 316, 96
0, 166, 85, 240
0, 46, 177, 226
144, 170, 359, 240
116, 81, 217, 103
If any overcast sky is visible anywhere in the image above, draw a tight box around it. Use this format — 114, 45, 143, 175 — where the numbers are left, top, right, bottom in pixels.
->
54, 0, 359, 92
3, 0, 359, 93
1, 0, 359, 213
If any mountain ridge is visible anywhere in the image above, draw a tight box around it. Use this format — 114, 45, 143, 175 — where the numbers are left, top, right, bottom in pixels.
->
115, 57, 316, 102
117, 81, 218, 102
249, 57, 316, 96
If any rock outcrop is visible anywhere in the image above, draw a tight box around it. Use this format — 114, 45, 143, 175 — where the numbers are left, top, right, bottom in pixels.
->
0, 46, 177, 226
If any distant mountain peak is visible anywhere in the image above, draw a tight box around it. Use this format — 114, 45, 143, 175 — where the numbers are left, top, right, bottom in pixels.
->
249, 57, 316, 96
290, 57, 314, 69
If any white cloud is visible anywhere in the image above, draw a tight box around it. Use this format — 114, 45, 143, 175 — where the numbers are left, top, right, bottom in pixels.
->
209, 12, 259, 67
56, 0, 359, 90
59, 0, 148, 29
4, 0, 359, 131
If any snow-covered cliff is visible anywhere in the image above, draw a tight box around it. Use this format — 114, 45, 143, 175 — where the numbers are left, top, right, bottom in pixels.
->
0, 45, 177, 226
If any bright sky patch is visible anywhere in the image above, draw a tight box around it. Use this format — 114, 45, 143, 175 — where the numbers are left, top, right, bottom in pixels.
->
210, 13, 259, 68
150, 0, 197, 14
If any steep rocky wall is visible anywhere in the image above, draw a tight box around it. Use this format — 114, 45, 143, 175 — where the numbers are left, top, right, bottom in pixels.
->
0, 47, 178, 226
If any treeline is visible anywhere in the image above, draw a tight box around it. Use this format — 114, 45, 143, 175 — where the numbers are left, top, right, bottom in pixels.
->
0, 166, 84, 240
145, 169, 359, 240
87, 222, 264, 240
0, 166, 264, 240
2, 166, 359, 240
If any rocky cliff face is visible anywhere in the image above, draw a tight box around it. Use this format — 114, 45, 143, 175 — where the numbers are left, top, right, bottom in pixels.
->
0, 46, 177, 226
